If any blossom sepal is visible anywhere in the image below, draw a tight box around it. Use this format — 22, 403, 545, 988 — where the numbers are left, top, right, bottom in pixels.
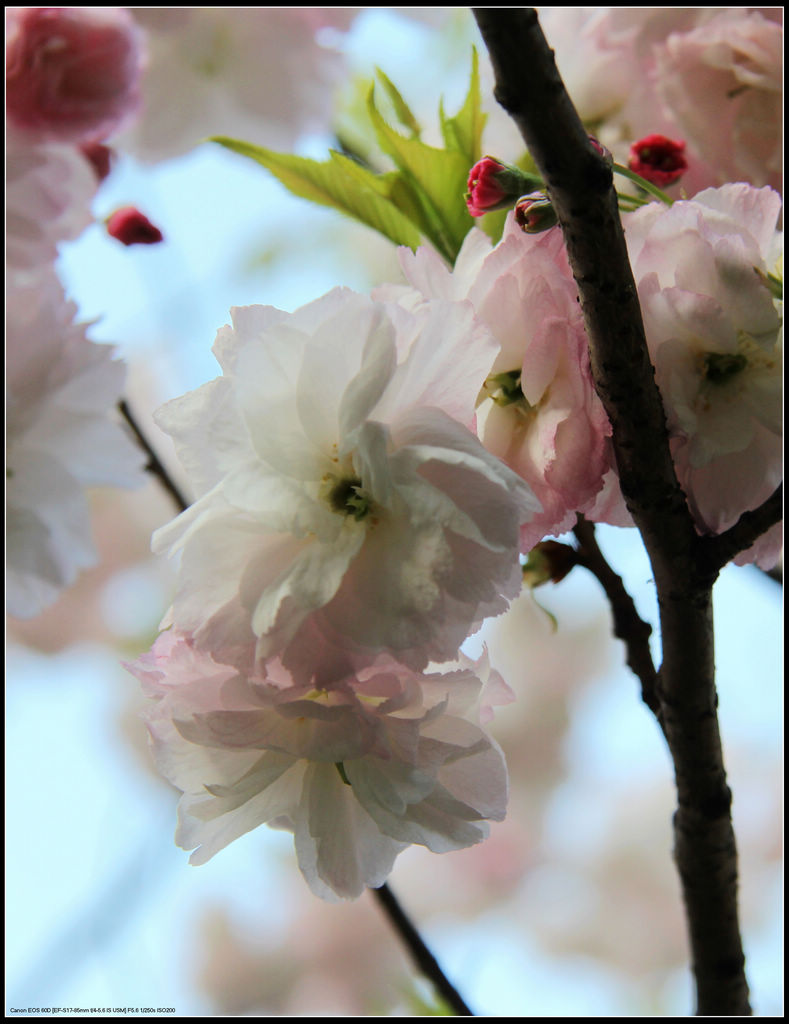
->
513, 192, 558, 234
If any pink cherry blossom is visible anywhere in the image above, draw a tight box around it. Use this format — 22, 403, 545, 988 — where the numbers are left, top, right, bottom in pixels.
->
5, 6, 145, 145
623, 184, 783, 566
6, 269, 145, 617
152, 288, 539, 684
128, 630, 512, 900
655, 9, 783, 193
376, 218, 628, 551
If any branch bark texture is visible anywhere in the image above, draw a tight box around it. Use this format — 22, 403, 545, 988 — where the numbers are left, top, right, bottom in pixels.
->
473, 8, 754, 1015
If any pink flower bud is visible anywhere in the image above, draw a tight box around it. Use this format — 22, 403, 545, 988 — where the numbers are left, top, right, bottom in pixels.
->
106, 207, 163, 246
465, 156, 541, 217
628, 134, 687, 187
5, 7, 145, 145
514, 192, 558, 234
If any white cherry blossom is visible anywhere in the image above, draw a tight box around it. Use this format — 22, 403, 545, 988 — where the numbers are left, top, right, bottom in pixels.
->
153, 288, 539, 684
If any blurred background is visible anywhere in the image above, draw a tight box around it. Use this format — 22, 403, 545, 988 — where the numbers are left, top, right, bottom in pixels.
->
6, 8, 783, 1016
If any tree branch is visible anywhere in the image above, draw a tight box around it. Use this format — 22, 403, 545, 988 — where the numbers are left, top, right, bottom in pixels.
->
699, 485, 783, 576
473, 8, 752, 1014
119, 399, 190, 514
572, 517, 662, 725
371, 883, 474, 1015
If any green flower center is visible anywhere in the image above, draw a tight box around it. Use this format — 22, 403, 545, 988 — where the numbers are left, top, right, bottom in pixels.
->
326, 475, 372, 521
702, 352, 748, 384
483, 369, 531, 408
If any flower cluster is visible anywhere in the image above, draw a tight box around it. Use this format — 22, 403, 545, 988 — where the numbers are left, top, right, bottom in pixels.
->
538, 7, 783, 196
5, 8, 147, 617
134, 287, 539, 897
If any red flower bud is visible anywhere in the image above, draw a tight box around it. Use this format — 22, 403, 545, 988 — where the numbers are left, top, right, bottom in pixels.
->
465, 156, 541, 217
514, 192, 558, 234
106, 206, 163, 246
81, 142, 115, 183
628, 134, 687, 187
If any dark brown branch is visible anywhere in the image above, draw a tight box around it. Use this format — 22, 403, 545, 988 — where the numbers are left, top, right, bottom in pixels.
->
572, 517, 661, 724
473, 8, 751, 1015
118, 399, 190, 514
371, 883, 474, 1016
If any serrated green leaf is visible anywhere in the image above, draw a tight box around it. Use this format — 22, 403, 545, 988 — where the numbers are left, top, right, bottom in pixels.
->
212, 136, 422, 250
375, 67, 422, 138
366, 88, 474, 264
440, 47, 485, 166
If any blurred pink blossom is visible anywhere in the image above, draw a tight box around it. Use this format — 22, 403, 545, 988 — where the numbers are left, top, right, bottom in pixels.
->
129, 631, 512, 900
5, 6, 145, 145
538, 7, 783, 196
119, 8, 358, 162
655, 9, 783, 193
5, 134, 97, 275
6, 269, 145, 618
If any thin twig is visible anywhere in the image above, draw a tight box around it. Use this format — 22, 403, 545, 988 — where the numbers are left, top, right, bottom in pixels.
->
118, 399, 189, 513
700, 485, 783, 576
473, 8, 753, 1014
371, 883, 474, 1016
572, 517, 662, 726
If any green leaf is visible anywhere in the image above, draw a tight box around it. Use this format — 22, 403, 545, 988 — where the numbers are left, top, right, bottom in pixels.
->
375, 67, 422, 138
439, 47, 485, 166
211, 136, 422, 250
366, 87, 474, 264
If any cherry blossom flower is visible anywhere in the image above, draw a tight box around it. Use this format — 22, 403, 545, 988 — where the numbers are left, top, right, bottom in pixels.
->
118, 8, 357, 162
6, 269, 145, 618
5, 6, 145, 146
623, 184, 783, 566
375, 218, 627, 551
153, 288, 539, 684
128, 630, 512, 900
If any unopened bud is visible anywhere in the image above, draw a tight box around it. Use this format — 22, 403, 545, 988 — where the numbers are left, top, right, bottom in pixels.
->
466, 156, 542, 217
106, 206, 163, 246
628, 133, 687, 186
81, 142, 115, 183
514, 192, 558, 234
522, 541, 578, 588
